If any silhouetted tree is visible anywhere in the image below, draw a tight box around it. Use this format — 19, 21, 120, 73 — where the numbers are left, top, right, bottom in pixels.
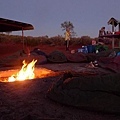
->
61, 21, 76, 37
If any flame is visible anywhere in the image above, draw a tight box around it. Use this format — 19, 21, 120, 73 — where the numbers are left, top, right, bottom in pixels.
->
8, 60, 37, 82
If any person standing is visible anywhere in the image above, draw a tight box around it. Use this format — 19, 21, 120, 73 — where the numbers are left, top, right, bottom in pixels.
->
65, 28, 71, 51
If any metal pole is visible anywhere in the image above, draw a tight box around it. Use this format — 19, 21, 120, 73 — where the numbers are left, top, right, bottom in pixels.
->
118, 23, 120, 32
112, 21, 114, 32
22, 28, 24, 50
112, 37, 114, 49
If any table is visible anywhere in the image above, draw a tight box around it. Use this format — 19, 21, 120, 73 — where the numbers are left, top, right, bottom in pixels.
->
99, 34, 120, 49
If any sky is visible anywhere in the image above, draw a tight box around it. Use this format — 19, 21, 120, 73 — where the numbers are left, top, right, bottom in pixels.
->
0, 0, 120, 38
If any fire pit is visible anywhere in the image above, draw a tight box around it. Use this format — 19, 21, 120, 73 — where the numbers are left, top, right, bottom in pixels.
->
0, 59, 59, 82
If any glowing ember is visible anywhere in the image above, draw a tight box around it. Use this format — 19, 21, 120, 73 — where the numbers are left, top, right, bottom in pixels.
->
8, 59, 37, 82
0, 59, 60, 82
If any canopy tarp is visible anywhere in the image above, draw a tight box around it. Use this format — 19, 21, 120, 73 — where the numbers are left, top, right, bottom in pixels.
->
0, 18, 34, 50
0, 18, 34, 32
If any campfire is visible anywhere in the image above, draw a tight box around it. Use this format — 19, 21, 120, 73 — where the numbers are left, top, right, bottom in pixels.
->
0, 59, 58, 82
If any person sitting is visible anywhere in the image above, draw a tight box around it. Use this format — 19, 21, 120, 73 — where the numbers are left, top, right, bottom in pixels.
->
98, 27, 106, 45
99, 27, 106, 37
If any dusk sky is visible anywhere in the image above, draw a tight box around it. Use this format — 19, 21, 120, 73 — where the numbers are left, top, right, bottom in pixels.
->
1, 0, 120, 38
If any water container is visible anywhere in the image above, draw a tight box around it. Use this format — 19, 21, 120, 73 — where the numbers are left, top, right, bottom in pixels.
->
78, 46, 88, 53
84, 46, 88, 53
87, 45, 95, 53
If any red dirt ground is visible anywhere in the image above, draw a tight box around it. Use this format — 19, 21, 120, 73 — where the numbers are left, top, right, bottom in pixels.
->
0, 43, 120, 120
0, 43, 81, 59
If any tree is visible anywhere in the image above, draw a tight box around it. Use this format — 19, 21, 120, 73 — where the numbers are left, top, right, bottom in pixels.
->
61, 21, 76, 37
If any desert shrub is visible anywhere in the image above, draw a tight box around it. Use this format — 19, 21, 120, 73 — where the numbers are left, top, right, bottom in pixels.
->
39, 36, 52, 45
23, 36, 40, 46
10, 35, 22, 43
80, 36, 92, 45
70, 37, 82, 45
0, 34, 10, 43
49, 36, 64, 45
0, 33, 95, 46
